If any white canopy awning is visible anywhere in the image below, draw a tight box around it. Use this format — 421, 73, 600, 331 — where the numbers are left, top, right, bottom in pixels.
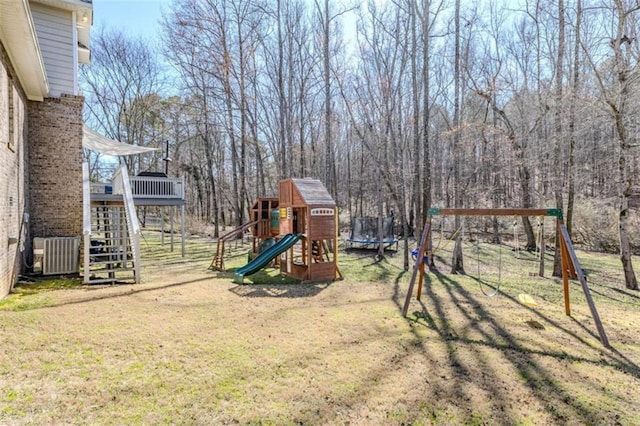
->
83, 125, 161, 156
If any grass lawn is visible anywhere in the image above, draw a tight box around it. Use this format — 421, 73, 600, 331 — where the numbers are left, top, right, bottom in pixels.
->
1, 230, 639, 425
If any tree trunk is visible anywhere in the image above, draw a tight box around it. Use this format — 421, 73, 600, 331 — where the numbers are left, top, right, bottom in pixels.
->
237, 17, 248, 224
566, 0, 581, 237
277, 0, 287, 179
219, 24, 241, 227
451, 0, 464, 274
610, 2, 638, 290
552, 0, 566, 277
421, 1, 431, 238
322, 0, 337, 199
377, 177, 384, 259
517, 158, 536, 251
410, 0, 421, 237
619, 184, 638, 289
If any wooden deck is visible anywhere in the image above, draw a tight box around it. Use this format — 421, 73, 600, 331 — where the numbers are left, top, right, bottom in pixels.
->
91, 175, 185, 206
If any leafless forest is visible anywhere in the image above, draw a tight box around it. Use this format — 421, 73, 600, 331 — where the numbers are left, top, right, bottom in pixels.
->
80, 0, 640, 289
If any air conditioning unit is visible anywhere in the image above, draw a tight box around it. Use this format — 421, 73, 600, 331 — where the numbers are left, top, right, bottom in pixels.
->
33, 237, 80, 275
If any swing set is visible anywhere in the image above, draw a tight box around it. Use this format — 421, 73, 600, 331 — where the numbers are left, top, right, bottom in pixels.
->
402, 208, 610, 348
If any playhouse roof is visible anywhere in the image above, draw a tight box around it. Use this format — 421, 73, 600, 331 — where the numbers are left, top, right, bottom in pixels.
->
291, 178, 335, 206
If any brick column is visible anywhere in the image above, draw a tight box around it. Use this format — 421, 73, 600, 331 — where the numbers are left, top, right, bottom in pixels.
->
28, 95, 83, 238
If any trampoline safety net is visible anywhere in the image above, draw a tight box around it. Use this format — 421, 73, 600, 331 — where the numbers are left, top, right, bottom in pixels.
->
347, 217, 398, 249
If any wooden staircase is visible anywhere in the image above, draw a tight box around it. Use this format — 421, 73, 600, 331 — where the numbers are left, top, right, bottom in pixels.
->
84, 201, 136, 284
82, 163, 141, 285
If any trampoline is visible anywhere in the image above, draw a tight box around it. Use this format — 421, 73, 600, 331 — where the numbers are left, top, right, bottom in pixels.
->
346, 216, 398, 250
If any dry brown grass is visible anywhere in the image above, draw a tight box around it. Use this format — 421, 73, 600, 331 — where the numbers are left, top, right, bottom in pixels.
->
1, 231, 639, 425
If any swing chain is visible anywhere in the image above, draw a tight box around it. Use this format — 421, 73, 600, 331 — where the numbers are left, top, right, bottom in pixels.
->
512, 217, 520, 259
535, 215, 544, 259
476, 225, 501, 298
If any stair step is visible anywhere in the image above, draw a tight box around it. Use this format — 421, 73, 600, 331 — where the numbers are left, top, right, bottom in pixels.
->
86, 196, 138, 285
89, 259, 133, 266
88, 267, 135, 273
89, 250, 133, 255
89, 254, 133, 259
90, 250, 133, 255
89, 260, 133, 266
85, 277, 135, 285
85, 277, 119, 284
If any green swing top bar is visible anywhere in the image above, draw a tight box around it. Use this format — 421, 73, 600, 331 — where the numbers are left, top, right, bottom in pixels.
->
427, 208, 563, 219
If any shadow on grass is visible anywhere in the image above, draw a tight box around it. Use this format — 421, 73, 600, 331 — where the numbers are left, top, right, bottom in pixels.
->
586, 285, 639, 305
344, 247, 399, 258
225, 267, 333, 298
4, 276, 214, 311
610, 286, 640, 301
229, 282, 331, 298
395, 268, 640, 424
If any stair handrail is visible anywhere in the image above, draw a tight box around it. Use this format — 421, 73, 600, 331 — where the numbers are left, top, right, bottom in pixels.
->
220, 220, 259, 242
116, 164, 141, 283
82, 162, 92, 235
111, 166, 124, 195
82, 162, 92, 283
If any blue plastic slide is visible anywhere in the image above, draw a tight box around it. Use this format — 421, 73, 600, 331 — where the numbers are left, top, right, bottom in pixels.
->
233, 234, 303, 283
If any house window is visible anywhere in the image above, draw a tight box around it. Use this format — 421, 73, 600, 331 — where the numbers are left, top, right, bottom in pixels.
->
0, 65, 8, 149
8, 79, 14, 152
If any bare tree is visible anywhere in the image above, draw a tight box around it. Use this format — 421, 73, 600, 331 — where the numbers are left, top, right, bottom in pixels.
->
582, 0, 639, 290
65, 0, 635, 282
80, 27, 164, 173
314, 0, 350, 199
552, 0, 567, 277
566, 0, 582, 237
451, 0, 464, 274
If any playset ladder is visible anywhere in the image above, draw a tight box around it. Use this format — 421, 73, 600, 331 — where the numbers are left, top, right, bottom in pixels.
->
209, 220, 258, 271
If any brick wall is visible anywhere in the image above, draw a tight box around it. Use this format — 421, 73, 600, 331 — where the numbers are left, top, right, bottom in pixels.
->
28, 95, 83, 239
0, 42, 29, 298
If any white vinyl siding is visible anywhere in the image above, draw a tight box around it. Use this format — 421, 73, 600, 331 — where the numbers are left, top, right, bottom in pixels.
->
30, 3, 75, 97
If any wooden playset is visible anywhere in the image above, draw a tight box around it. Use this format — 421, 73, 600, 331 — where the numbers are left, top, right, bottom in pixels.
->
277, 178, 341, 283
213, 179, 341, 284
250, 197, 280, 259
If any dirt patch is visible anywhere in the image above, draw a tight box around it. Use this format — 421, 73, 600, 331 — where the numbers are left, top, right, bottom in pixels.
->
1, 232, 639, 424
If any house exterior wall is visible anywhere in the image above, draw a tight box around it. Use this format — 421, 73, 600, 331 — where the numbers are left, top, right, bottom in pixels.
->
0, 42, 30, 298
0, 2, 89, 299
28, 94, 83, 239
31, 3, 76, 97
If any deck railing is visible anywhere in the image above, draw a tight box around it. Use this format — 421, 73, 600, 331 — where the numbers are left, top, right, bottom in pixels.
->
90, 182, 112, 194
128, 176, 184, 199
91, 175, 184, 200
